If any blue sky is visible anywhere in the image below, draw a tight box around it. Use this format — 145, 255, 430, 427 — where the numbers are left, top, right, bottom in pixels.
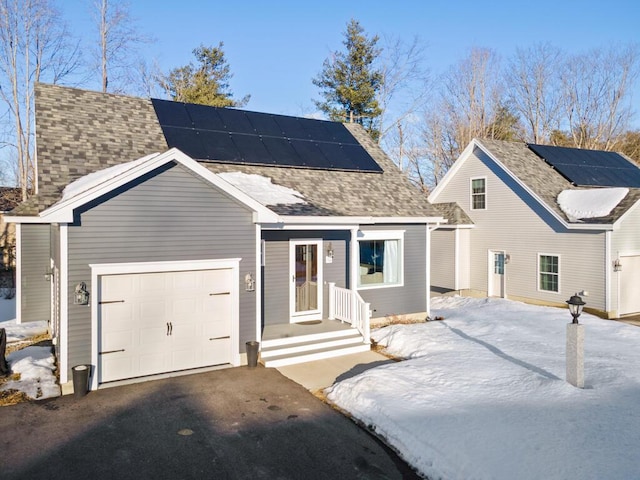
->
62, 0, 639, 118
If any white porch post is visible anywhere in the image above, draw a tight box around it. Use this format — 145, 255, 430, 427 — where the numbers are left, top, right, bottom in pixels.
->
328, 282, 335, 320
350, 227, 359, 321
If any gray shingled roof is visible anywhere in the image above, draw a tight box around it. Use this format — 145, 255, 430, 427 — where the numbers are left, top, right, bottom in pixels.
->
431, 202, 473, 225
476, 138, 640, 224
15, 83, 441, 220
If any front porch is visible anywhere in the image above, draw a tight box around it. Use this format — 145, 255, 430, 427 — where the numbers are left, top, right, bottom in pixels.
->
260, 319, 370, 367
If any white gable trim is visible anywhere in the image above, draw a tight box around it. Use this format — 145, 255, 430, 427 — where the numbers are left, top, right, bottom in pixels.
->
11, 148, 279, 224
429, 139, 613, 232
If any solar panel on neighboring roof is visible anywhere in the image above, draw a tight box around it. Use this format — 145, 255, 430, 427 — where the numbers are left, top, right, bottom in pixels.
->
150, 98, 383, 173
528, 143, 640, 188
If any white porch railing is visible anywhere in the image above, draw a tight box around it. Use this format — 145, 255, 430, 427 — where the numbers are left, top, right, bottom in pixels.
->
328, 282, 370, 344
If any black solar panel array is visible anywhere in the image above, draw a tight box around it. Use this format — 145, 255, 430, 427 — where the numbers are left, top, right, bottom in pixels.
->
151, 99, 383, 173
528, 143, 640, 188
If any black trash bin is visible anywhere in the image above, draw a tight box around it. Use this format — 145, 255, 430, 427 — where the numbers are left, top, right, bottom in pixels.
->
72, 365, 90, 398
246, 341, 259, 368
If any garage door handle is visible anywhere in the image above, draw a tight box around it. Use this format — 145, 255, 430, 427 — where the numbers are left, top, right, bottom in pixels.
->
209, 292, 230, 296
209, 336, 230, 341
99, 300, 125, 305
99, 349, 125, 355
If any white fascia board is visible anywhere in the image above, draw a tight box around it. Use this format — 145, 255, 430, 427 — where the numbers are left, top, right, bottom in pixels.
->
36, 148, 279, 224
612, 197, 640, 230
3, 215, 47, 224
266, 215, 446, 228
427, 139, 478, 203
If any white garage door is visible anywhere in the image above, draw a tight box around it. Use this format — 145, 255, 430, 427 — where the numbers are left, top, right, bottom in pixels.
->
99, 268, 234, 383
620, 255, 640, 316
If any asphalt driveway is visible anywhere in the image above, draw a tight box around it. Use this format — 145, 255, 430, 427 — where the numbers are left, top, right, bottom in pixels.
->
0, 366, 418, 479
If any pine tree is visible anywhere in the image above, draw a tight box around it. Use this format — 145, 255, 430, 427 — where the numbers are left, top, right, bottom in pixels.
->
313, 19, 383, 141
160, 43, 249, 107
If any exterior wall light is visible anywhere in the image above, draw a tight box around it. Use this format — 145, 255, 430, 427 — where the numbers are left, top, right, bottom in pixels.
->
245, 273, 255, 292
326, 242, 334, 259
613, 258, 622, 272
504, 254, 511, 264
74, 282, 90, 305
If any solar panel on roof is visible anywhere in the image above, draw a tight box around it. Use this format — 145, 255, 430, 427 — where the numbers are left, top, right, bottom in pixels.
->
150, 98, 383, 173
528, 143, 640, 188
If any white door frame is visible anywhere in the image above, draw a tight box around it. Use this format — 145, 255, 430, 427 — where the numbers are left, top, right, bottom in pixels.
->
488, 250, 506, 298
90, 258, 241, 390
618, 251, 640, 316
289, 239, 323, 322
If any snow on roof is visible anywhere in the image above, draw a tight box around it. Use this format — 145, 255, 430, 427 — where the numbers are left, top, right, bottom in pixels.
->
218, 172, 306, 206
557, 187, 628, 221
60, 153, 161, 202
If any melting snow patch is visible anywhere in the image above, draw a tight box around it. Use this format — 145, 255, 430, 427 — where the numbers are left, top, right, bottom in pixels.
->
218, 172, 306, 206
2, 346, 60, 399
558, 187, 628, 220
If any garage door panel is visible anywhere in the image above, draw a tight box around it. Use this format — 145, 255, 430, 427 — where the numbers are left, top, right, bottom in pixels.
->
99, 267, 235, 384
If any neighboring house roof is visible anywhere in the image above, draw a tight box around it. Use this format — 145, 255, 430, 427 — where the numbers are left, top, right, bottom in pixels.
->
13, 83, 442, 222
431, 138, 640, 227
0, 187, 21, 212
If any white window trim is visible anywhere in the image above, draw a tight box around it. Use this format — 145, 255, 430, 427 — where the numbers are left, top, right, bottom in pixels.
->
357, 230, 405, 290
470, 176, 487, 211
537, 253, 561, 294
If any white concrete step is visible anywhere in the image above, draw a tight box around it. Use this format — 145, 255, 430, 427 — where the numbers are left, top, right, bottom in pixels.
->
261, 326, 357, 349
261, 331, 364, 359
262, 341, 371, 368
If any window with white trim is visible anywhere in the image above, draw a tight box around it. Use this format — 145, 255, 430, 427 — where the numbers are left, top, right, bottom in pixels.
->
539, 254, 559, 292
471, 177, 486, 210
358, 231, 404, 288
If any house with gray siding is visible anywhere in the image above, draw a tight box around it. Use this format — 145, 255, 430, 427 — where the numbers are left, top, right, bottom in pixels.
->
8, 84, 444, 393
429, 138, 640, 319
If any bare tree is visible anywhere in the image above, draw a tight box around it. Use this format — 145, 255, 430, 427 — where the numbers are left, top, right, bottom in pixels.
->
420, 48, 506, 186
0, 0, 80, 200
560, 45, 639, 150
377, 35, 430, 146
92, 0, 149, 93
505, 43, 563, 143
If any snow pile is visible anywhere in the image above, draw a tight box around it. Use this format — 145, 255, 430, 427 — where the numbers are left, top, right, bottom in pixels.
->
2, 346, 60, 399
61, 153, 160, 201
1, 298, 58, 400
558, 187, 628, 220
218, 172, 306, 206
326, 296, 640, 480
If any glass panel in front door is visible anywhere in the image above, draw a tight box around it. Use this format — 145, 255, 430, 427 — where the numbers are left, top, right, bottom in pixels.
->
295, 244, 318, 312
494, 253, 505, 275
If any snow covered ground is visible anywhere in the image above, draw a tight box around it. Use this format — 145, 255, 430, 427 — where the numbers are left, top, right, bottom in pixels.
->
327, 296, 640, 480
0, 298, 59, 400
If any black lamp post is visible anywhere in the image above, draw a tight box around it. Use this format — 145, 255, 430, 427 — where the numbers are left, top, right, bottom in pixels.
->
566, 294, 586, 324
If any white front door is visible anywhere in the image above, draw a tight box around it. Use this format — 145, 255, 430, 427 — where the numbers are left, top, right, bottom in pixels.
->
620, 255, 640, 315
489, 251, 505, 298
99, 268, 233, 383
290, 240, 323, 322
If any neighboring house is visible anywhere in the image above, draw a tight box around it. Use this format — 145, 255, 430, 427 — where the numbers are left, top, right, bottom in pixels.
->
7, 84, 444, 392
429, 138, 640, 319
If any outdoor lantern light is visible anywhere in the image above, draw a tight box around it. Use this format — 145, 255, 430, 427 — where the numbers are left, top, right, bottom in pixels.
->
74, 282, 90, 305
244, 273, 255, 292
613, 258, 622, 272
326, 242, 334, 259
566, 294, 586, 324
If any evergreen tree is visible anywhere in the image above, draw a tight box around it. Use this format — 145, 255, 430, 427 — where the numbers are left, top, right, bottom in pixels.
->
313, 19, 383, 140
160, 43, 249, 107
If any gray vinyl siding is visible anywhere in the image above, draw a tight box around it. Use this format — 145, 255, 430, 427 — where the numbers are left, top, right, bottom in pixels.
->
434, 147, 607, 310
358, 224, 427, 318
261, 231, 348, 327
458, 228, 471, 289
66, 163, 256, 376
431, 228, 456, 290
20, 224, 51, 322
611, 202, 640, 315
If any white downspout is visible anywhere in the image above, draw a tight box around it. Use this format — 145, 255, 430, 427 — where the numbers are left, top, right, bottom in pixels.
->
454, 228, 460, 291
605, 230, 611, 315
